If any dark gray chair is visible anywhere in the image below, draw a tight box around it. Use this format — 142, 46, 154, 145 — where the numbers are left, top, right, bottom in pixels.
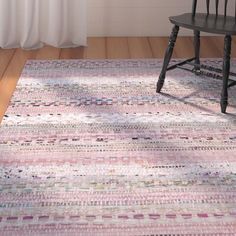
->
156, 0, 236, 113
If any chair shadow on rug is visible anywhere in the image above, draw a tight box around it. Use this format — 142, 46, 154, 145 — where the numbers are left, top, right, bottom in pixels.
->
156, 0, 236, 114
160, 92, 236, 119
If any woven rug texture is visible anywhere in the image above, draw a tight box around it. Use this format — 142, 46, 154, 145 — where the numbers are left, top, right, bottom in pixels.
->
0, 59, 236, 235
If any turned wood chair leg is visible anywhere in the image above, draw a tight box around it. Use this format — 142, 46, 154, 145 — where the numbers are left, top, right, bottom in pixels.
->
221, 35, 231, 113
193, 30, 200, 74
156, 25, 179, 93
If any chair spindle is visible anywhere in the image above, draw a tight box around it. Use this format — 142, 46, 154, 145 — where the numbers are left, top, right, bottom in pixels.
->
224, 0, 228, 17
215, 0, 219, 16
206, 0, 210, 14
192, 0, 198, 17
235, 0, 236, 20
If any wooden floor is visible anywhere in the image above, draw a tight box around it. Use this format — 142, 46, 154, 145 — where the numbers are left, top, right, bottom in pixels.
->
0, 36, 236, 123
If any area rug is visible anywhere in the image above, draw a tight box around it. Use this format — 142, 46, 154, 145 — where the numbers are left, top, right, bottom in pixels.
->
0, 59, 236, 236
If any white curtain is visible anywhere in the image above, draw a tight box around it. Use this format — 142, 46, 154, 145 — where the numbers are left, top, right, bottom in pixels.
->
0, 0, 87, 49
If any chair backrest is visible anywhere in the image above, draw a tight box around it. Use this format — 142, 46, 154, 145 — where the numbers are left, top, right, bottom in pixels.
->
192, 0, 235, 18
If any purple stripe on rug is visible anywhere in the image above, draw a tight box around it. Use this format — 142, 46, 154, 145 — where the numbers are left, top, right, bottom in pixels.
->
0, 59, 236, 235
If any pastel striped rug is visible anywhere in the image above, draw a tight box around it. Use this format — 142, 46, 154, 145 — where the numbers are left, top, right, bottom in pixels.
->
1, 59, 236, 235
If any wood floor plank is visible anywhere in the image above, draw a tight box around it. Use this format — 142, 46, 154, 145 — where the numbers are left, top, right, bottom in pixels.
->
106, 37, 130, 59
60, 47, 86, 59
148, 37, 171, 58
150, 37, 196, 59
36, 45, 61, 60
0, 49, 15, 80
149, 36, 233, 59
128, 37, 153, 59
210, 36, 236, 58
232, 38, 236, 58
200, 37, 222, 58
0, 49, 38, 123
202, 37, 223, 58
85, 37, 106, 59
174, 37, 194, 58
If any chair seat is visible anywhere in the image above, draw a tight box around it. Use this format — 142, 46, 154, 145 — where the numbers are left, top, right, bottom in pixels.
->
170, 13, 236, 35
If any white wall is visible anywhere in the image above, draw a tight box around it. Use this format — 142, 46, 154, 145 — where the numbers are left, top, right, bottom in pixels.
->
87, 0, 235, 36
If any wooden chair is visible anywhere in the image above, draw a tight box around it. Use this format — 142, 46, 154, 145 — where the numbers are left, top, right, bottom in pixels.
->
156, 0, 236, 113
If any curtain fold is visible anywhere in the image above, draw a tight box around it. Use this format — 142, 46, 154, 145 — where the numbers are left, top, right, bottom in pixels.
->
0, 0, 87, 49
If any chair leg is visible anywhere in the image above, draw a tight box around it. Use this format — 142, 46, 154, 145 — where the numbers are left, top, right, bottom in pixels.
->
194, 30, 200, 74
156, 25, 179, 93
221, 35, 231, 113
